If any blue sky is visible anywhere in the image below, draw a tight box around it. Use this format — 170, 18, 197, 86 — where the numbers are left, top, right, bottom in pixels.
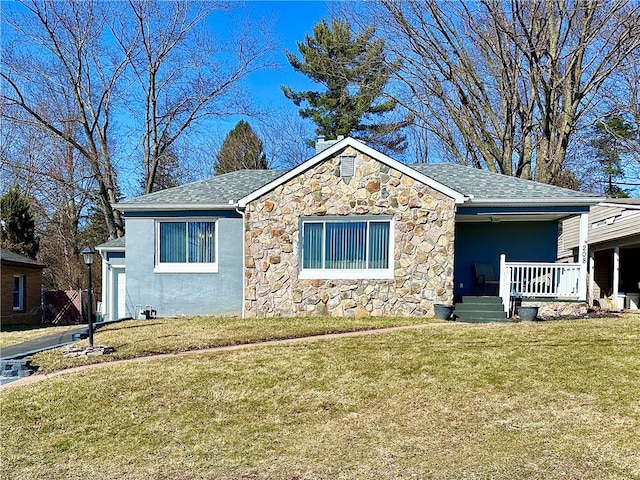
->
1, 0, 336, 195
216, 1, 332, 124
187, 0, 336, 171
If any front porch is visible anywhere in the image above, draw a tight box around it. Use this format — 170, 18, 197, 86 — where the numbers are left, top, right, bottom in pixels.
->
452, 205, 590, 321
498, 254, 587, 317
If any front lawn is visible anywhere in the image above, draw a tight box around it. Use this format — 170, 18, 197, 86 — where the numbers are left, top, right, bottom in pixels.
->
1, 315, 639, 479
28, 315, 435, 373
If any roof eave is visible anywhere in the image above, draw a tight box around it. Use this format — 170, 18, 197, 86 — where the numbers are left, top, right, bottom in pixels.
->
0, 259, 46, 268
115, 202, 238, 212
95, 245, 125, 253
466, 197, 604, 207
598, 201, 640, 210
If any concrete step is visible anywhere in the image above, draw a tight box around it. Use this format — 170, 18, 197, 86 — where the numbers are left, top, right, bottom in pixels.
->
461, 296, 503, 304
455, 315, 509, 323
454, 295, 508, 323
454, 303, 506, 313
454, 309, 508, 320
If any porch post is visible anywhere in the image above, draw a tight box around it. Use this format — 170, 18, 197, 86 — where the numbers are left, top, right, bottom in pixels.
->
577, 213, 589, 301
613, 246, 620, 308
498, 253, 509, 315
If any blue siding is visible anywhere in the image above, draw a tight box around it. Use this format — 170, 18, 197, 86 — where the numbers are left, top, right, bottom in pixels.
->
454, 221, 559, 298
124, 212, 244, 317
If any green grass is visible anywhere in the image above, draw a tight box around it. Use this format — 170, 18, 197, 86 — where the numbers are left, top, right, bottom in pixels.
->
1, 314, 639, 479
28, 315, 435, 373
0, 324, 80, 349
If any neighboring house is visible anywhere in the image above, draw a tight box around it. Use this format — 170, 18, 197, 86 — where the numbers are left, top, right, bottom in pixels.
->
559, 199, 640, 310
104, 137, 601, 321
0, 248, 45, 325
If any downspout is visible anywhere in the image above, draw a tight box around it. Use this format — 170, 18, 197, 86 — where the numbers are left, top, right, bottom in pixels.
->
236, 205, 246, 319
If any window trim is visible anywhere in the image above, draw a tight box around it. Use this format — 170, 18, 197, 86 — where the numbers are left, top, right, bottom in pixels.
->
298, 216, 394, 280
154, 218, 219, 273
13, 275, 25, 311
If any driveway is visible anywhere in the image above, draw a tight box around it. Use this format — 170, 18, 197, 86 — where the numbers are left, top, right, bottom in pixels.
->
0, 326, 87, 361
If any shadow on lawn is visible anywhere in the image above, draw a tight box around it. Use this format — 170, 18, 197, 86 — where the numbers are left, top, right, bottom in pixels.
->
450, 337, 620, 350
96, 321, 164, 333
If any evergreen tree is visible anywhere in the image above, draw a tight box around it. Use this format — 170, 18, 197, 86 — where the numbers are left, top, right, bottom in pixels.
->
0, 184, 40, 258
215, 121, 268, 175
141, 150, 183, 193
80, 206, 110, 250
281, 19, 412, 153
590, 115, 635, 198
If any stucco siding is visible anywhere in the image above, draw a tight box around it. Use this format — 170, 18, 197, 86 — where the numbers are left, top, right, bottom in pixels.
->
124, 212, 243, 317
244, 145, 456, 317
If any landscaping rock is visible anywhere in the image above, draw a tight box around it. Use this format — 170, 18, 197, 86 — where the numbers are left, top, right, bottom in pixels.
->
62, 345, 115, 358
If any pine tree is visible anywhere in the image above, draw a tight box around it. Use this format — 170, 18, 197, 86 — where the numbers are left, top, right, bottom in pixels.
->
142, 150, 183, 193
590, 115, 635, 198
214, 121, 268, 175
0, 184, 40, 258
281, 19, 412, 153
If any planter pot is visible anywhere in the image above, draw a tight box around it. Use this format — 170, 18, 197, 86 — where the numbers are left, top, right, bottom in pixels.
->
517, 306, 539, 322
434, 304, 455, 321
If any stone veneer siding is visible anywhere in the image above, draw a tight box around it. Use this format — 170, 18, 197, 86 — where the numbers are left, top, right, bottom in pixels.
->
244, 146, 456, 317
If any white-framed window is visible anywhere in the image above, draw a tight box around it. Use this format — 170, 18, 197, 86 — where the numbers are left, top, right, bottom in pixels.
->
299, 216, 394, 279
155, 219, 218, 273
13, 275, 25, 311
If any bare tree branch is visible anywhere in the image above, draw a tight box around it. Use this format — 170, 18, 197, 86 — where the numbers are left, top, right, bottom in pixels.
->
365, 0, 640, 185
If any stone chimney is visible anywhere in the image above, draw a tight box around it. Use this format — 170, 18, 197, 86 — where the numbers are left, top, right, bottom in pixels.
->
315, 135, 344, 154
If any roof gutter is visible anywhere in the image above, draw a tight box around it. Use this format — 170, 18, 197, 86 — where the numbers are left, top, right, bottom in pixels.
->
95, 245, 125, 253
0, 260, 46, 268
115, 202, 239, 212
236, 205, 247, 320
598, 201, 640, 210
466, 197, 605, 207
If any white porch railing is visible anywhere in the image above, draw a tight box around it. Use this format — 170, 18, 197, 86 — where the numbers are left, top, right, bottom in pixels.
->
499, 254, 582, 314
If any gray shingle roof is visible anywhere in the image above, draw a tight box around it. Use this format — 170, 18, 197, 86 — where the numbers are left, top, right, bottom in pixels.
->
411, 163, 596, 200
96, 237, 125, 250
117, 169, 287, 210
0, 248, 45, 267
118, 158, 598, 213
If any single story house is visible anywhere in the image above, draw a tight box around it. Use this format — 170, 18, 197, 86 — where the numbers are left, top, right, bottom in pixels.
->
99, 137, 602, 321
559, 199, 640, 310
1, 248, 46, 325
